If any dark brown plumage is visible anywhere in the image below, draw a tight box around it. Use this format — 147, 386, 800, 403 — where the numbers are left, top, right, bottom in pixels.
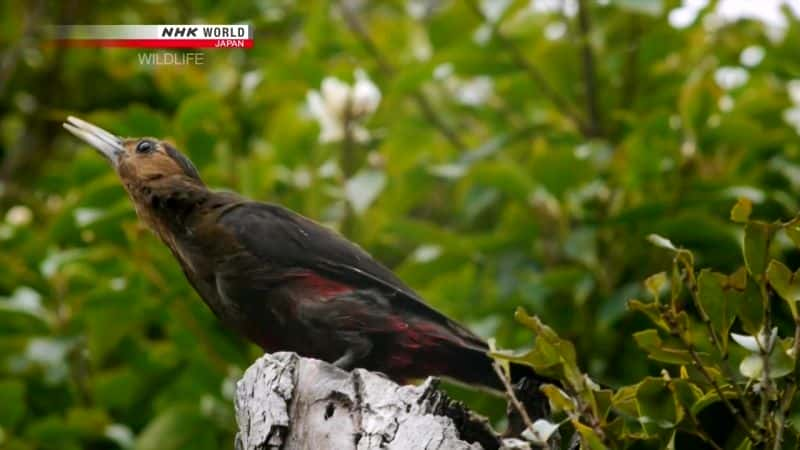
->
63, 116, 544, 391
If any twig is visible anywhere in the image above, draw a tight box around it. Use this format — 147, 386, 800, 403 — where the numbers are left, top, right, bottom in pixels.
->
336, 1, 466, 150
620, 16, 641, 110
492, 362, 535, 430
409, 91, 466, 150
669, 379, 723, 450
680, 335, 762, 443
340, 99, 357, 236
664, 270, 761, 441
757, 280, 775, 438
493, 362, 557, 449
576, 0, 602, 137
0, 0, 45, 95
793, 318, 800, 373
464, 0, 589, 135
775, 384, 797, 450
679, 259, 758, 424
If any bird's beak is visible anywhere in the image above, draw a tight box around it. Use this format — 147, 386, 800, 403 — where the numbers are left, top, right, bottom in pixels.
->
63, 116, 125, 167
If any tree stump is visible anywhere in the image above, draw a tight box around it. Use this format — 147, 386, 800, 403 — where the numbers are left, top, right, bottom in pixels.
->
234, 352, 515, 450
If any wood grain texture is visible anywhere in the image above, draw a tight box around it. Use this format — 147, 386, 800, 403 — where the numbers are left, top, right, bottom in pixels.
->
234, 352, 508, 450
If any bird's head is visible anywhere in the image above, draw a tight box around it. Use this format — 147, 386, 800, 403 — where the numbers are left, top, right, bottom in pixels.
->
63, 116, 202, 187
63, 116, 206, 230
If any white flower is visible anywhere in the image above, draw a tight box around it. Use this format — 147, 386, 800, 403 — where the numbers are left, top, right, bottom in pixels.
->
529, 0, 577, 17
435, 66, 494, 107
411, 244, 442, 263
714, 66, 749, 90
406, 0, 430, 19
739, 354, 765, 378
669, 6, 700, 28
345, 169, 386, 214
732, 327, 777, 353
321, 76, 351, 118
73, 207, 103, 227
685, 0, 710, 8
530, 0, 562, 14
292, 167, 313, 189
317, 159, 341, 179
306, 69, 381, 143
562, 0, 578, 17
6, 205, 32, 226
718, 95, 734, 112
241, 70, 263, 98
788, 80, 800, 104
433, 63, 454, 80
521, 419, 559, 445
740, 45, 765, 67
110, 277, 127, 291
783, 106, 800, 135
104, 424, 134, 449
481, 0, 512, 23
307, 89, 345, 143
731, 327, 793, 380
454, 76, 494, 106
351, 69, 381, 117
472, 24, 492, 46
544, 22, 567, 40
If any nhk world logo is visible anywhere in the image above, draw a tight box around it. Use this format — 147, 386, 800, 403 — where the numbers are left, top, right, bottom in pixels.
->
49, 24, 253, 49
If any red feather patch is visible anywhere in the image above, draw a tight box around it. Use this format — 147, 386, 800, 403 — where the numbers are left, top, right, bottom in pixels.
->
295, 271, 353, 298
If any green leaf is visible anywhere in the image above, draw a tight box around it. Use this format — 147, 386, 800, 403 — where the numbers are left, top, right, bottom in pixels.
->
644, 272, 667, 301
611, 385, 639, 418
691, 388, 738, 416
633, 329, 693, 365
736, 281, 764, 335
25, 415, 80, 450
668, 379, 702, 420
785, 225, 800, 248
135, 405, 216, 450
573, 421, 608, 450
65, 408, 109, 438
494, 308, 583, 387
768, 340, 794, 379
0, 379, 26, 428
628, 299, 669, 332
743, 222, 775, 277
636, 378, 678, 434
594, 389, 615, 423
730, 198, 752, 223
541, 384, 575, 413
696, 269, 745, 353
611, 0, 662, 15
766, 260, 800, 318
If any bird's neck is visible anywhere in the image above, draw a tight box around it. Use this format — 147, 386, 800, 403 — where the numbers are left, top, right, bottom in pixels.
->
126, 175, 211, 239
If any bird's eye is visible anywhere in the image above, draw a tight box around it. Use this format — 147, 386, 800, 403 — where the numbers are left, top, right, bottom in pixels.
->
136, 140, 154, 154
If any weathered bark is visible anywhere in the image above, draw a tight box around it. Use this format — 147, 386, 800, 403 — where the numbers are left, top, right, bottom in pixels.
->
234, 352, 519, 450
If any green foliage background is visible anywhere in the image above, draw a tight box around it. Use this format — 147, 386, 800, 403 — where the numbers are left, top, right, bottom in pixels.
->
3, 0, 800, 448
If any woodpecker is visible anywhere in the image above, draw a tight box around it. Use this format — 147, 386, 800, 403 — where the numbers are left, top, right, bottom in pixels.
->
63, 116, 545, 391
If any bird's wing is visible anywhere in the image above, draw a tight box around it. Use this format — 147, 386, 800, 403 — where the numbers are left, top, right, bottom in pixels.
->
216, 201, 487, 350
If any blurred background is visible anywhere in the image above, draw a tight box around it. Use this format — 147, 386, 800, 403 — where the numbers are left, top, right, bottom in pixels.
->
2, 0, 800, 448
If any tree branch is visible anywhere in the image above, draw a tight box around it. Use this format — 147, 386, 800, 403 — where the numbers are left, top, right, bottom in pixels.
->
576, 0, 602, 137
